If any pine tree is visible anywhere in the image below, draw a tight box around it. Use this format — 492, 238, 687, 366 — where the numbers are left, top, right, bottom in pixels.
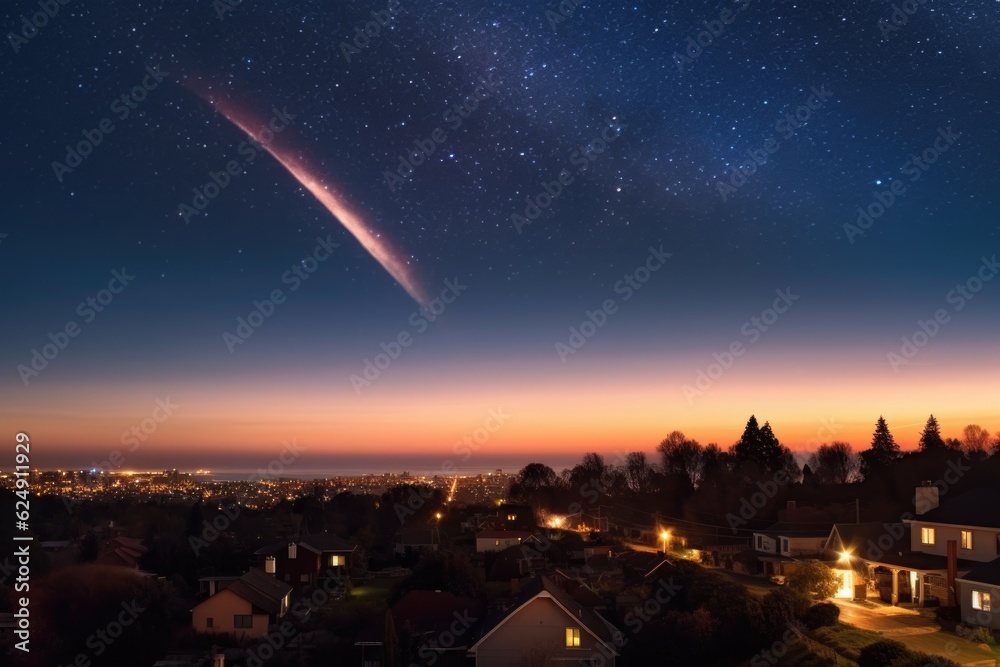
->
918, 414, 947, 451
860, 416, 901, 479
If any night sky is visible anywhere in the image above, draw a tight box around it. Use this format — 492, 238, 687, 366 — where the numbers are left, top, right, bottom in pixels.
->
2, 0, 998, 472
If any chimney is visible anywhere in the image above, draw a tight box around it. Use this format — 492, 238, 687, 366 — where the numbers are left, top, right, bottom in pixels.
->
947, 540, 957, 607
914, 481, 939, 515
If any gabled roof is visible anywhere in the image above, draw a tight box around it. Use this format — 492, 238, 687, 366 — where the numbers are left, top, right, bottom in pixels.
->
469, 576, 619, 655
208, 569, 292, 615
956, 557, 1000, 586
910, 488, 1000, 529
829, 522, 909, 553
253, 532, 356, 556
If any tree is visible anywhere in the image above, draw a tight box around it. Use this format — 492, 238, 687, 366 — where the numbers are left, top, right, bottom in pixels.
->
786, 560, 840, 600
622, 451, 654, 493
859, 416, 901, 478
918, 414, 947, 452
508, 463, 560, 502
807, 442, 859, 485
733, 416, 789, 475
961, 424, 992, 459
857, 639, 909, 667
657, 431, 704, 488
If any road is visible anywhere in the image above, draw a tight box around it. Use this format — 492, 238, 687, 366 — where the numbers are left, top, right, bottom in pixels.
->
832, 599, 998, 666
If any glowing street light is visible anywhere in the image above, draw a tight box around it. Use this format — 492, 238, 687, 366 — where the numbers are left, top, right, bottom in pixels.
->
839, 550, 851, 563
660, 530, 670, 553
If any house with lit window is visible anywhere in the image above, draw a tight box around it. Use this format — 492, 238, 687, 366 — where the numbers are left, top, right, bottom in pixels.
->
824, 484, 1000, 608
191, 568, 292, 640
467, 576, 620, 666
253, 532, 357, 587
903, 485, 1000, 615
956, 559, 1000, 630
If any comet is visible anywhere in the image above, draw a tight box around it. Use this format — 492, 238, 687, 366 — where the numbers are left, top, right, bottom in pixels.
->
193, 91, 429, 307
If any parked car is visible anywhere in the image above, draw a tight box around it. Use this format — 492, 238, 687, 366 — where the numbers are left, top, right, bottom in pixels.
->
770, 575, 787, 586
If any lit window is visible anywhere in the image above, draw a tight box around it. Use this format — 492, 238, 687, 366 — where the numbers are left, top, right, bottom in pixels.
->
921, 527, 935, 545
565, 627, 581, 647
961, 531, 973, 550
508, 514, 517, 521
234, 615, 253, 628
330, 554, 345, 567
972, 591, 992, 612
288, 543, 297, 559
495, 540, 500, 546
265, 556, 276, 574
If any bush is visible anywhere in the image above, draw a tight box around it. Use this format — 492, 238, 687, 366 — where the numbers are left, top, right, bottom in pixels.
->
787, 560, 840, 600
970, 625, 996, 645
802, 602, 840, 629
934, 605, 960, 623
856, 638, 908, 667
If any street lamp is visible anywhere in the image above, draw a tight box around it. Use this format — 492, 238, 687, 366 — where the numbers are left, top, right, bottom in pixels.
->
660, 530, 670, 553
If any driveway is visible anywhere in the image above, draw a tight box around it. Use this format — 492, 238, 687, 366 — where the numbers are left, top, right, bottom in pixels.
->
831, 599, 998, 666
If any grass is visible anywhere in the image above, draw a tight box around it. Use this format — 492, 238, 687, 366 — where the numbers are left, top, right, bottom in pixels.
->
349, 577, 396, 602
811, 623, 884, 662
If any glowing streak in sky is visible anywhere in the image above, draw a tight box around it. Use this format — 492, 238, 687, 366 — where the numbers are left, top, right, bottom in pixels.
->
196, 93, 429, 306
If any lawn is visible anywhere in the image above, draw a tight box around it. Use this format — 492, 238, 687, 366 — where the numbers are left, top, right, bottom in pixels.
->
810, 623, 884, 662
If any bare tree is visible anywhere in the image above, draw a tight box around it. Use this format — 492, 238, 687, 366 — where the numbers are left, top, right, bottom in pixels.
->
961, 424, 991, 459
623, 451, 654, 493
806, 442, 859, 485
657, 430, 704, 488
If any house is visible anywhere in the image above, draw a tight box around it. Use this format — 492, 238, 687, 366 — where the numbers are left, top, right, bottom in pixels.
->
475, 530, 533, 553
956, 558, 1000, 630
752, 522, 831, 578
467, 576, 620, 666
903, 485, 1000, 610
254, 532, 356, 587
395, 527, 440, 556
191, 569, 292, 640
823, 484, 1000, 607
96, 535, 148, 569
477, 504, 536, 532
355, 589, 486, 666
